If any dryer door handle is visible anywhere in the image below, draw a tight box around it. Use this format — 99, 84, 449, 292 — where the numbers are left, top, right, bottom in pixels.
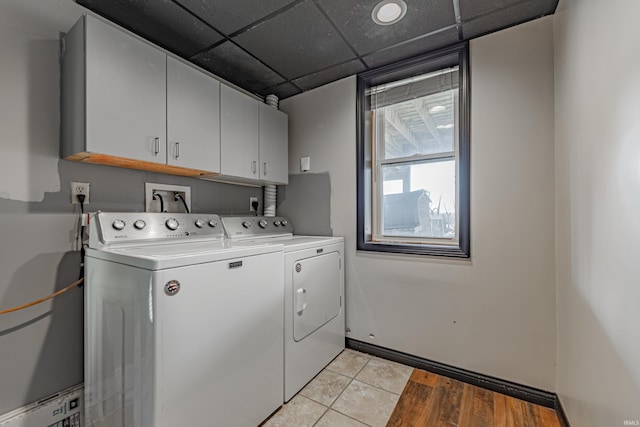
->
296, 288, 307, 315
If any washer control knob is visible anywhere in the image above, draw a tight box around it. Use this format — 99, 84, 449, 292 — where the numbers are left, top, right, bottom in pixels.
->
208, 219, 218, 228
258, 220, 268, 228
274, 220, 281, 226
133, 220, 146, 230
281, 220, 288, 226
112, 220, 126, 231
195, 219, 205, 228
242, 221, 251, 228
165, 218, 179, 230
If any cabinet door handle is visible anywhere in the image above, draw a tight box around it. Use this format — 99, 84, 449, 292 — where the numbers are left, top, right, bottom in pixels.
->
263, 162, 268, 176
153, 137, 160, 155
174, 142, 180, 159
252, 161, 257, 174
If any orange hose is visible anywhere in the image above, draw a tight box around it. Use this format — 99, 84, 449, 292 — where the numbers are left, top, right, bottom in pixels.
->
0, 278, 83, 315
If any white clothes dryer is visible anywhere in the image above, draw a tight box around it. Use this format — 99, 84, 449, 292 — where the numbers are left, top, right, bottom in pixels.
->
221, 216, 345, 402
85, 212, 284, 427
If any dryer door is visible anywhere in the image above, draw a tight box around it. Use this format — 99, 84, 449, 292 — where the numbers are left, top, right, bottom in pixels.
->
293, 251, 341, 342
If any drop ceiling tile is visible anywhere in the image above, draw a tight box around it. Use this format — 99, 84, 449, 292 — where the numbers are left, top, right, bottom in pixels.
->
458, 0, 525, 21
192, 41, 286, 94
462, 0, 557, 40
77, 0, 223, 58
315, 0, 456, 56
233, 1, 356, 79
292, 59, 366, 91
174, 0, 297, 35
263, 82, 303, 100
362, 27, 460, 68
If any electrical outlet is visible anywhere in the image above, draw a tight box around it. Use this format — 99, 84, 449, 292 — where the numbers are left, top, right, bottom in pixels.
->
250, 197, 258, 211
71, 182, 90, 204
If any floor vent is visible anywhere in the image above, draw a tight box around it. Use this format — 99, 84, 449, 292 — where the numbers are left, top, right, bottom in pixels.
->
0, 384, 83, 427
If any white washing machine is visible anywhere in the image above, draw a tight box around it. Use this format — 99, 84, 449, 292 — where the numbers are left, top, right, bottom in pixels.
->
221, 216, 345, 402
85, 212, 284, 427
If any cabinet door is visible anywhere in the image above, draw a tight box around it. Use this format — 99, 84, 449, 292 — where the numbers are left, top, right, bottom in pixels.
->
167, 57, 220, 172
220, 85, 259, 180
259, 103, 289, 184
85, 16, 166, 163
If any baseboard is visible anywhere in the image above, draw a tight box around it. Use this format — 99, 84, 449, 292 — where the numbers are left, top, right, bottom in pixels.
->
346, 338, 559, 410
555, 395, 571, 427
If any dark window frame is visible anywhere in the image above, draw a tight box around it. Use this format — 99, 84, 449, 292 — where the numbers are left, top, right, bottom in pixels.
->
356, 43, 470, 258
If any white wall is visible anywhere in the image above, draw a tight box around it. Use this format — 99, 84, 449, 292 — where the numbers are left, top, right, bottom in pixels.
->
0, 0, 262, 415
0, 0, 82, 202
281, 16, 557, 391
554, 0, 640, 425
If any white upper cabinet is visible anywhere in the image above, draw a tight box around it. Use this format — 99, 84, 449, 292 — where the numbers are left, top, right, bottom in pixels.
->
259, 103, 288, 185
62, 15, 287, 183
85, 16, 167, 163
167, 57, 221, 173
220, 85, 260, 180
220, 84, 289, 185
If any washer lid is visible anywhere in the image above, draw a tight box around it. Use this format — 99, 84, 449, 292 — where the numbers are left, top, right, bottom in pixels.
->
86, 240, 283, 270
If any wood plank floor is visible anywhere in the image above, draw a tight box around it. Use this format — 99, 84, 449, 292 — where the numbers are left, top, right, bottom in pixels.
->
387, 369, 562, 427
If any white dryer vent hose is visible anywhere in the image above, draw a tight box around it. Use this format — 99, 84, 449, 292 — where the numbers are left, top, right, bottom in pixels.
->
264, 184, 276, 217
264, 94, 279, 217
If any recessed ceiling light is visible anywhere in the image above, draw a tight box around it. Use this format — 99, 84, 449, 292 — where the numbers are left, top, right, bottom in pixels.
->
437, 124, 454, 129
372, 0, 407, 26
429, 105, 447, 113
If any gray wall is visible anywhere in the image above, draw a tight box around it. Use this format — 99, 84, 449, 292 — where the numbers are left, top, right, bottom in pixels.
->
554, 0, 640, 425
281, 16, 557, 391
0, 0, 260, 415
277, 173, 333, 236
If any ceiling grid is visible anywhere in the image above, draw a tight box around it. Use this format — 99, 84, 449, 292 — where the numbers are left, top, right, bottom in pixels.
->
76, 0, 558, 99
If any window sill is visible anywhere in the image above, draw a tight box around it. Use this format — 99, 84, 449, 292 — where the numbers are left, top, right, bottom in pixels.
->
357, 240, 470, 258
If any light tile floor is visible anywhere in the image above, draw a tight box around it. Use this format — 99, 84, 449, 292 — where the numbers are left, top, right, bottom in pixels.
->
262, 350, 413, 427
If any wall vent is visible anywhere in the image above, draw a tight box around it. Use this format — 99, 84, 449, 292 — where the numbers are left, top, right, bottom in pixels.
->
0, 384, 83, 427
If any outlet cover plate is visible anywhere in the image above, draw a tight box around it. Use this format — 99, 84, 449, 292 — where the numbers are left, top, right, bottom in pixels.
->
71, 182, 90, 204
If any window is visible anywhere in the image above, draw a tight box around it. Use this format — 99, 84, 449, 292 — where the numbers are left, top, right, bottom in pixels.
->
357, 44, 470, 257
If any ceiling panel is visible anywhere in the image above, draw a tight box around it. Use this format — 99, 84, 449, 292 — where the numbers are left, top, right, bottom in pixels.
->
362, 27, 460, 68
458, 0, 525, 21
75, 0, 559, 99
174, 0, 297, 35
315, 0, 456, 56
192, 41, 286, 94
292, 59, 367, 90
462, 0, 556, 40
263, 82, 304, 99
233, 1, 356, 79
77, 0, 223, 58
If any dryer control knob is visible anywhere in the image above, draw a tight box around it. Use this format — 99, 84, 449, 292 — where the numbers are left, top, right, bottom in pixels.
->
258, 220, 268, 228
208, 219, 218, 228
112, 220, 126, 231
281, 220, 289, 226
274, 220, 281, 226
195, 219, 205, 228
133, 220, 146, 230
165, 218, 179, 230
242, 221, 251, 228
